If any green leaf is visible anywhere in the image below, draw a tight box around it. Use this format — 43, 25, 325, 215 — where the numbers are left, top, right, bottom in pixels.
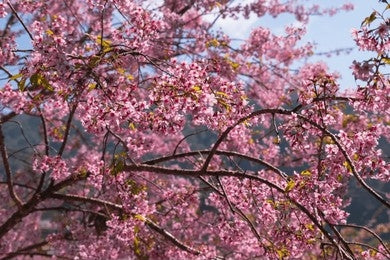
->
8, 73, 23, 81
285, 179, 295, 193
18, 77, 27, 91
30, 73, 54, 92
110, 159, 124, 176
382, 57, 390, 64
300, 170, 311, 177
134, 214, 146, 221
361, 11, 377, 26
343, 161, 352, 173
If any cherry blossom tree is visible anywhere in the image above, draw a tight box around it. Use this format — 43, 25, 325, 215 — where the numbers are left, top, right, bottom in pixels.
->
0, 0, 389, 259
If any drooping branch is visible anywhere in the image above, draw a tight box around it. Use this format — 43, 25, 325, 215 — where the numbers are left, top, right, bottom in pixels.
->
144, 149, 288, 179
1, 240, 49, 260
335, 223, 390, 256
123, 163, 354, 259
0, 173, 87, 239
200, 108, 293, 173
298, 114, 390, 209
49, 193, 202, 255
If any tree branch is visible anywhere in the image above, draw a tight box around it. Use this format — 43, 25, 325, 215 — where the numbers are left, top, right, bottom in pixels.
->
58, 104, 77, 156
1, 240, 49, 260
298, 114, 390, 209
145, 149, 288, 180
6, 1, 33, 40
123, 163, 355, 259
200, 108, 292, 173
335, 223, 390, 256
0, 125, 22, 208
49, 193, 201, 255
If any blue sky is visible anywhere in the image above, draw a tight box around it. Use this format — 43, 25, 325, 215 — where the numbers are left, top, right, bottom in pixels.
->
208, 0, 385, 90
303, 0, 384, 89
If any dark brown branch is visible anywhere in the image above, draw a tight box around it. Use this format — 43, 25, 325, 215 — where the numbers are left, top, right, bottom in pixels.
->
58, 104, 77, 156
172, 129, 207, 156
1, 240, 48, 260
0, 173, 86, 239
123, 163, 354, 259
345, 242, 390, 258
6, 1, 33, 40
49, 193, 201, 255
0, 112, 16, 124
298, 114, 390, 209
0, 125, 22, 208
216, 176, 264, 243
0, 181, 35, 190
321, 215, 355, 258
200, 108, 292, 173
106, 127, 137, 165
335, 223, 390, 256
144, 149, 288, 179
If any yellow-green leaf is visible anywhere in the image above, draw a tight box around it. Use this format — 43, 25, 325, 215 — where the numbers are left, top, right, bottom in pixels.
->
276, 248, 289, 259
272, 136, 281, 144
206, 38, 220, 48
18, 77, 27, 91
88, 56, 101, 67
305, 223, 315, 231
192, 85, 202, 92
110, 159, 124, 176
8, 73, 23, 81
215, 91, 229, 98
343, 161, 352, 173
46, 29, 54, 36
285, 179, 295, 192
134, 214, 146, 221
382, 57, 390, 64
133, 233, 142, 257
117, 67, 125, 75
129, 122, 136, 130
30, 73, 54, 92
361, 11, 377, 26
88, 83, 97, 91
96, 35, 112, 53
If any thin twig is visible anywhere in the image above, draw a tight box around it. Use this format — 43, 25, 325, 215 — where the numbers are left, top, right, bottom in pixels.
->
1, 240, 49, 260
335, 223, 390, 256
6, 1, 33, 40
0, 125, 22, 208
58, 104, 77, 156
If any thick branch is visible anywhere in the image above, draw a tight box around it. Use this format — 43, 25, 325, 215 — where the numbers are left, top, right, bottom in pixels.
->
144, 149, 288, 179
0, 112, 16, 124
0, 173, 86, 239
